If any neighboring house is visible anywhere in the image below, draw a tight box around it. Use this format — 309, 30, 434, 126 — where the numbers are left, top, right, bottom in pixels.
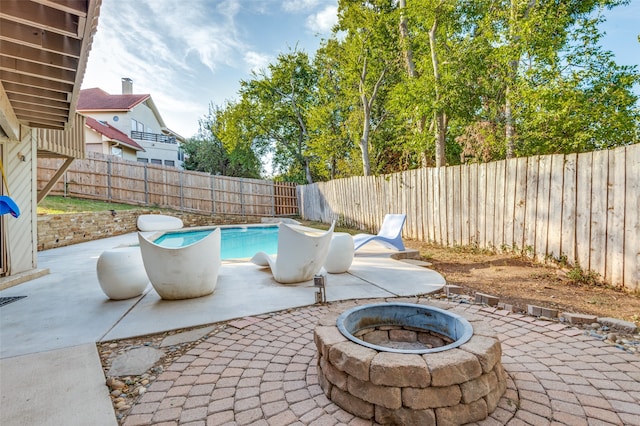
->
84, 117, 145, 161
0, 0, 101, 280
77, 80, 185, 168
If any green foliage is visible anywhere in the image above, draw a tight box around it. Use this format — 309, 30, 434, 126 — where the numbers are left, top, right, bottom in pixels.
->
182, 103, 263, 178
238, 49, 319, 183
191, 0, 639, 179
567, 264, 602, 286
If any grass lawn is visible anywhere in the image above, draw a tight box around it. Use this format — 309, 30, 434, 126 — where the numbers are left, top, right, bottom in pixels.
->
38, 196, 140, 215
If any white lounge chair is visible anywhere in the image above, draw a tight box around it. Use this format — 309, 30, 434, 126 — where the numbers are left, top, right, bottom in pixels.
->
353, 214, 406, 251
138, 228, 221, 300
251, 222, 335, 284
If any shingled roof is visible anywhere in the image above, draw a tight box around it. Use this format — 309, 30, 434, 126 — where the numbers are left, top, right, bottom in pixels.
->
85, 117, 145, 151
77, 88, 149, 111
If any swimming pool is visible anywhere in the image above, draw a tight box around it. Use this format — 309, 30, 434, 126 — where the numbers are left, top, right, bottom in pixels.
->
152, 226, 279, 260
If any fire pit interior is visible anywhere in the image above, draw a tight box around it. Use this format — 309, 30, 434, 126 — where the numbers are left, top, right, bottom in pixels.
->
337, 303, 473, 354
314, 302, 507, 424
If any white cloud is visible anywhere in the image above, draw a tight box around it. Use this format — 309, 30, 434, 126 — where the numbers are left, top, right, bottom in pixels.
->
306, 5, 338, 34
244, 51, 273, 73
282, 0, 324, 13
82, 0, 341, 137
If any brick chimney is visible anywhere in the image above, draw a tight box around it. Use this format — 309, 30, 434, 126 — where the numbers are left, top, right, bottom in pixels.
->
121, 77, 133, 94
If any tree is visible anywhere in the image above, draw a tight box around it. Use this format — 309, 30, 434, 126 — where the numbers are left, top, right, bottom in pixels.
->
239, 50, 318, 184
334, 0, 402, 176
308, 40, 360, 180
392, 0, 495, 167
492, 0, 638, 156
182, 103, 263, 178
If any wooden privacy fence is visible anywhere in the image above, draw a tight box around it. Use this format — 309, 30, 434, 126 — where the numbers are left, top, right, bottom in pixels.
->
299, 144, 639, 292
38, 152, 298, 217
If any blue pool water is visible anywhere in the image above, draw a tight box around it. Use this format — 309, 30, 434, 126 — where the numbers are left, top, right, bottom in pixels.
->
153, 226, 279, 260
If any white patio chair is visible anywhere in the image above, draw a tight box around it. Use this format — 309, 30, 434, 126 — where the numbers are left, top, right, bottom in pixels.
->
138, 228, 221, 300
251, 221, 335, 284
353, 214, 406, 251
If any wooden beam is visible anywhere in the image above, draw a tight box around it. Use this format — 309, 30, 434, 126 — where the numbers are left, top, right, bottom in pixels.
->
0, 0, 81, 39
21, 115, 67, 129
0, 69, 74, 93
37, 156, 74, 203
8, 93, 69, 111
0, 56, 77, 85
14, 105, 68, 120
0, 39, 79, 71
0, 18, 83, 58
32, 0, 88, 18
3, 81, 70, 102
0, 82, 20, 140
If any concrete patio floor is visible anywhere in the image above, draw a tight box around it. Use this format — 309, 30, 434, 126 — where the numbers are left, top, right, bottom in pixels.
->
1, 233, 639, 425
0, 232, 445, 425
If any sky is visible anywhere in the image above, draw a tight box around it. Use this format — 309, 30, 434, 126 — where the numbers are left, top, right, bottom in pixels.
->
81, 0, 640, 140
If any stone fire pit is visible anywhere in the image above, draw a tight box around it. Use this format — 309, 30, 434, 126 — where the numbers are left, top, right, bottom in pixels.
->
314, 302, 507, 424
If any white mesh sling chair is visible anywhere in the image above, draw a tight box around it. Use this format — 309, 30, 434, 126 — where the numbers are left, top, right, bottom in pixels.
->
138, 228, 221, 300
251, 221, 336, 284
353, 214, 406, 251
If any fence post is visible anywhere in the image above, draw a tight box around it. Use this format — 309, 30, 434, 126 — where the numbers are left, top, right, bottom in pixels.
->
240, 178, 245, 217
144, 164, 148, 206
180, 170, 184, 211
271, 181, 276, 216
107, 157, 112, 202
211, 175, 216, 215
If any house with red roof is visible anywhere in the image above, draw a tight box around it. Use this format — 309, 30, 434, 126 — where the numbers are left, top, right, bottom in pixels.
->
77, 78, 185, 167
84, 117, 145, 160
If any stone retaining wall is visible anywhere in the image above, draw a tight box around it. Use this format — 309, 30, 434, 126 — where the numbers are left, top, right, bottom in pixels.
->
37, 210, 264, 251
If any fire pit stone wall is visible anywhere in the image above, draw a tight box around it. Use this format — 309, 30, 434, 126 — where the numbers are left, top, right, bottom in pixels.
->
314, 303, 507, 425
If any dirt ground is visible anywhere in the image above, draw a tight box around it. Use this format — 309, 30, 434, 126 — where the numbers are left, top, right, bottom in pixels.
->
404, 240, 640, 327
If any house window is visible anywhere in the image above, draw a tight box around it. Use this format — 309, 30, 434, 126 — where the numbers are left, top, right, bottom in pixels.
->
151, 159, 162, 165
137, 121, 145, 132
131, 118, 137, 131
137, 158, 148, 163
164, 160, 175, 167
111, 146, 123, 157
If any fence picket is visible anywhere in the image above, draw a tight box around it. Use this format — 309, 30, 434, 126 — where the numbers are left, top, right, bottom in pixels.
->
535, 155, 552, 261
590, 150, 609, 277
576, 152, 593, 270
504, 158, 517, 250
485, 161, 496, 249
607, 147, 626, 286
624, 144, 640, 291
561, 154, 577, 262
469, 163, 478, 245
494, 160, 505, 251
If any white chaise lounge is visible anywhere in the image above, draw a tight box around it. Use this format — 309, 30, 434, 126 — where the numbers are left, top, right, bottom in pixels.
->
353, 214, 406, 251
251, 222, 335, 284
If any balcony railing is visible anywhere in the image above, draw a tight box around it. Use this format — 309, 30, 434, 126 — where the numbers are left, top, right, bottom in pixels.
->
131, 130, 177, 144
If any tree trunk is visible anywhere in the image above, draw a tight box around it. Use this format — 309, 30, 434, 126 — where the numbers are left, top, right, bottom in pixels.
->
428, 18, 446, 167
399, 0, 417, 78
505, 86, 515, 158
304, 158, 313, 184
360, 121, 372, 176
399, 0, 429, 167
357, 47, 387, 176
505, 0, 536, 159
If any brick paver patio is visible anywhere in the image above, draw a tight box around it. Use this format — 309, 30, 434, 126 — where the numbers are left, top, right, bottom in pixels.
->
122, 298, 640, 426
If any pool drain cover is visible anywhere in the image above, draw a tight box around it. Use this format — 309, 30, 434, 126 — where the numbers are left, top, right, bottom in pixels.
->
0, 296, 27, 307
